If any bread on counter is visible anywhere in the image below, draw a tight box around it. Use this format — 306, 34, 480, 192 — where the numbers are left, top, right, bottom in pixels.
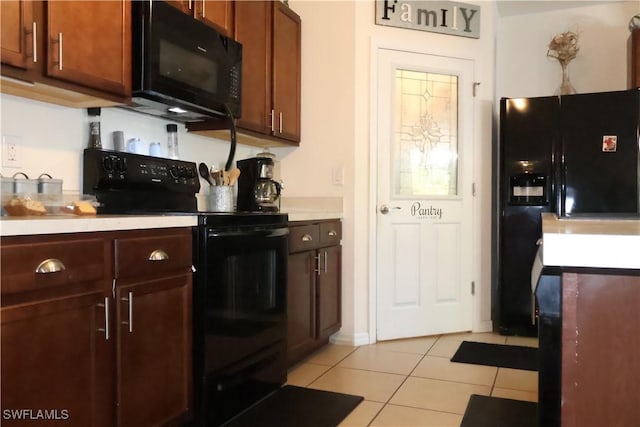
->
4, 198, 47, 216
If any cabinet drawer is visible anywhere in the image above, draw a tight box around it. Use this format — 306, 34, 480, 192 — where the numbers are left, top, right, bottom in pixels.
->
1, 238, 107, 296
289, 225, 320, 253
319, 221, 341, 246
114, 232, 192, 279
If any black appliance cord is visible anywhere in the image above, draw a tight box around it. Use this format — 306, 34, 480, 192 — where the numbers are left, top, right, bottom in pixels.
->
223, 104, 237, 172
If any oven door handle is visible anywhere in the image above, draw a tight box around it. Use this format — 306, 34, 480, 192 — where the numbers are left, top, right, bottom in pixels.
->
207, 228, 289, 238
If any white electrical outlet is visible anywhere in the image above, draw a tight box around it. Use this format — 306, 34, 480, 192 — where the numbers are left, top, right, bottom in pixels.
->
2, 135, 22, 168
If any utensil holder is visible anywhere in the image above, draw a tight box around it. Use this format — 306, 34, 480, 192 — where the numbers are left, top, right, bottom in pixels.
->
208, 186, 234, 212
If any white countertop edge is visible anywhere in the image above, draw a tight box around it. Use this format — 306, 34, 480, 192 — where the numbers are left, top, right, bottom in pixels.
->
541, 213, 640, 269
1, 215, 198, 237
286, 211, 343, 222
542, 233, 640, 269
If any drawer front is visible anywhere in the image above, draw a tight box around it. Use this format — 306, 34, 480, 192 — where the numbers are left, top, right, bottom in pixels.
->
288, 225, 320, 253
319, 221, 342, 246
1, 238, 107, 296
114, 232, 192, 279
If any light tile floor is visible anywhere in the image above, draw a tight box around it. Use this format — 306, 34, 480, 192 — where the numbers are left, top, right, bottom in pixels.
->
286, 332, 538, 427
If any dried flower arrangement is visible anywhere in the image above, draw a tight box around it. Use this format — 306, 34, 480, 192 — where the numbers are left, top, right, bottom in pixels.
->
547, 31, 580, 95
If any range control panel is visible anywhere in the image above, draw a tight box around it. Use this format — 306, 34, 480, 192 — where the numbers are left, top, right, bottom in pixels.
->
83, 148, 200, 194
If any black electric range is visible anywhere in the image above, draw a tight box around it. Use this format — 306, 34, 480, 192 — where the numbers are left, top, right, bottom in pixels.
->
83, 148, 289, 426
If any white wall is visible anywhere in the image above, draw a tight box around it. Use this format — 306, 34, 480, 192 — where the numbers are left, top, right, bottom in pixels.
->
0, 94, 259, 194
497, 1, 638, 99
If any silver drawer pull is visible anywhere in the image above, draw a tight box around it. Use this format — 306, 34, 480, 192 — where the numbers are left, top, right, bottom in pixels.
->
98, 297, 110, 340
301, 234, 313, 242
327, 230, 337, 237
35, 258, 66, 274
121, 292, 133, 333
148, 249, 169, 261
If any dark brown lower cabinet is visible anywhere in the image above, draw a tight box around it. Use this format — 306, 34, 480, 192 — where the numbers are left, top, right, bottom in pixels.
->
561, 271, 640, 427
287, 220, 342, 367
1, 290, 112, 427
0, 228, 192, 427
116, 274, 192, 427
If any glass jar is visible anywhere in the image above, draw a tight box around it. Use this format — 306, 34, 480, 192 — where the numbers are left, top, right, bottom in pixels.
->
87, 107, 102, 149
166, 124, 179, 159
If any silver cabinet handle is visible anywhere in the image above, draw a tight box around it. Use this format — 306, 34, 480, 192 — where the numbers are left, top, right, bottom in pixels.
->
121, 292, 133, 333
201, 0, 206, 18
314, 252, 321, 274
35, 258, 66, 274
324, 250, 328, 273
98, 297, 109, 340
51, 32, 63, 70
148, 249, 169, 261
58, 32, 63, 70
188, 0, 193, 10
380, 205, 401, 214
270, 109, 275, 132
279, 112, 283, 133
301, 234, 313, 242
32, 22, 38, 63
328, 230, 337, 237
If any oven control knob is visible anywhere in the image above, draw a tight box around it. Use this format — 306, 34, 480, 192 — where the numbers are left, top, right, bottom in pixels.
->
115, 157, 127, 173
178, 166, 186, 178
169, 165, 179, 179
186, 167, 195, 178
102, 156, 114, 172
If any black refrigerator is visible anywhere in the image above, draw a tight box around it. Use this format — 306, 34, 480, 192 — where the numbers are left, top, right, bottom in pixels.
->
493, 88, 640, 336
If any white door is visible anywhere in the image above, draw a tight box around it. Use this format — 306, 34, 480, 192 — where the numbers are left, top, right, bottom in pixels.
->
376, 48, 475, 341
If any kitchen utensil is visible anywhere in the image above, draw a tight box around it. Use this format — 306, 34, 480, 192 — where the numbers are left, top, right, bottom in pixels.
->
211, 169, 222, 186
222, 170, 231, 186
199, 163, 215, 186
228, 168, 241, 186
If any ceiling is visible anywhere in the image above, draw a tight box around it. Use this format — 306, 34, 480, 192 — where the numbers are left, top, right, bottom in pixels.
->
496, 1, 627, 17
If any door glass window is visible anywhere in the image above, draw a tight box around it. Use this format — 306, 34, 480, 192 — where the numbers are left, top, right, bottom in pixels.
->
393, 69, 459, 197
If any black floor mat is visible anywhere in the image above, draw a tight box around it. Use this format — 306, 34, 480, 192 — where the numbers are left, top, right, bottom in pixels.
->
461, 394, 538, 427
223, 385, 364, 427
451, 341, 538, 371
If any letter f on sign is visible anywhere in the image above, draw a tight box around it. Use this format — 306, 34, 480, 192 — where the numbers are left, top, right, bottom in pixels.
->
382, 0, 397, 20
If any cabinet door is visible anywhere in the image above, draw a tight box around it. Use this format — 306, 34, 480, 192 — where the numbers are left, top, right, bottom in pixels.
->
164, 0, 192, 15
1, 0, 36, 70
272, 2, 301, 142
1, 291, 112, 427
116, 274, 192, 427
46, 0, 131, 96
235, 1, 272, 134
317, 245, 341, 340
287, 251, 317, 366
196, 0, 234, 36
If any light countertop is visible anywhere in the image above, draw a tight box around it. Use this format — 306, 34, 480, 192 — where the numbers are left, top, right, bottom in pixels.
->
541, 213, 640, 269
0, 215, 198, 237
0, 197, 344, 237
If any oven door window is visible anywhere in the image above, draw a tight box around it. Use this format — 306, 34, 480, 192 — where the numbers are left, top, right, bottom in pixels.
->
203, 230, 287, 372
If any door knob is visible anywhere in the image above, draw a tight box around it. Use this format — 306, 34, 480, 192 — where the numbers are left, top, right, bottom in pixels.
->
380, 205, 401, 214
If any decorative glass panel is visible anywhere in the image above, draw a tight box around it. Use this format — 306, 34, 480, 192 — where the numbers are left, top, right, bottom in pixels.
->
393, 69, 458, 196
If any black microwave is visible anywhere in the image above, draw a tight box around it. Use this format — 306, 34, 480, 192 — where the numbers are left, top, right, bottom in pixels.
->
126, 1, 242, 122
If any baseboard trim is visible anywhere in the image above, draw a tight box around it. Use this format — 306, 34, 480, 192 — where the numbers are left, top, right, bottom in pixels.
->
329, 331, 370, 347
